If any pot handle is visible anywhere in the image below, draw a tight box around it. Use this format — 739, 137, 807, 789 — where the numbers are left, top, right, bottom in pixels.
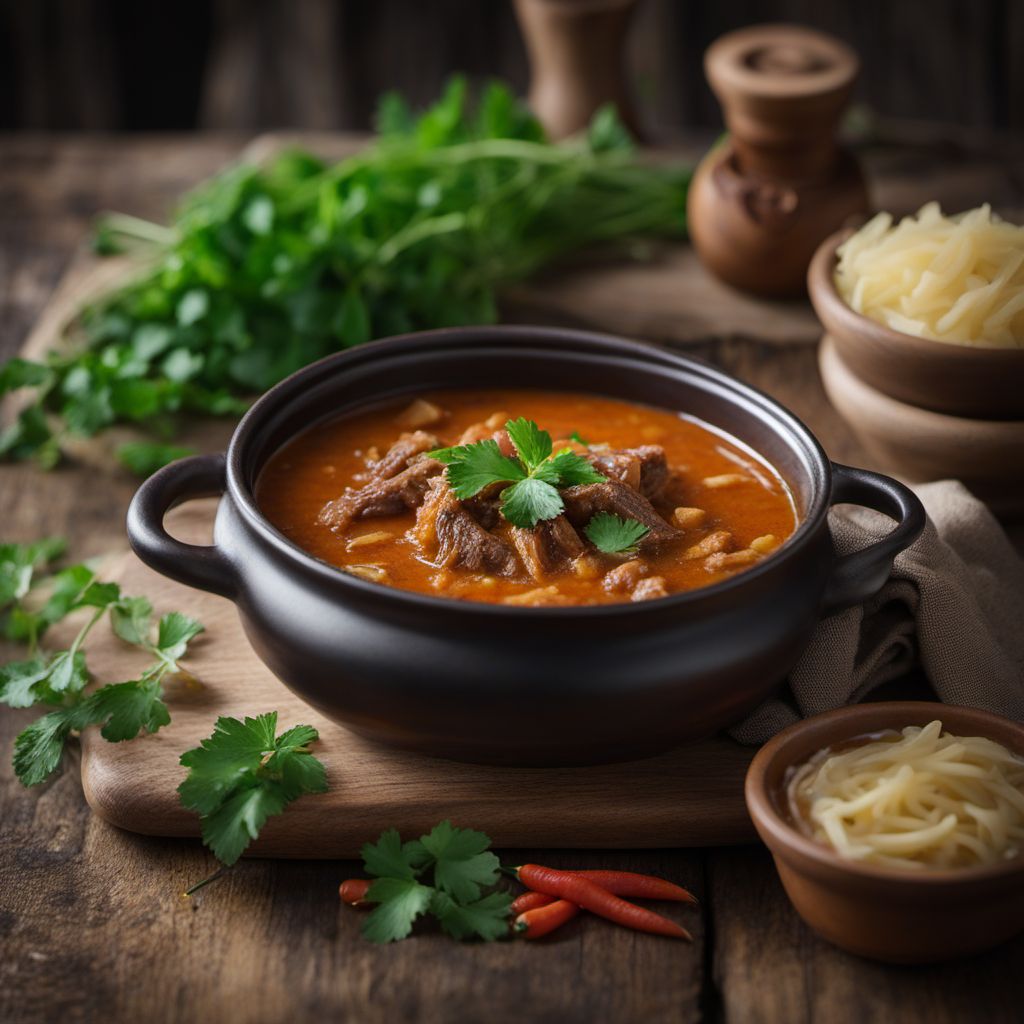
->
126, 453, 236, 599
821, 463, 926, 615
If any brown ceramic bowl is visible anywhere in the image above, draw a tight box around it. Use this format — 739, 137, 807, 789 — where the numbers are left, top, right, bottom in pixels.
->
808, 230, 1024, 420
819, 337, 1024, 519
745, 702, 1024, 964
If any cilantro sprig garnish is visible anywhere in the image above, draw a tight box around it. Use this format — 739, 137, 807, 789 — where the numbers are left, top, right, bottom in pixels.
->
0, 538, 204, 785
178, 712, 327, 866
430, 417, 605, 528
358, 821, 511, 943
584, 512, 651, 555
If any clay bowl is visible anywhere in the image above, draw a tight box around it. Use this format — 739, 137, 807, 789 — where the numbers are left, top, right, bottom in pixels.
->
808, 230, 1024, 420
745, 702, 1024, 964
819, 337, 1024, 519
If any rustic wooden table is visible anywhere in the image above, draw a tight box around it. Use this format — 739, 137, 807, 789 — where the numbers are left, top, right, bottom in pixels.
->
2, 132, 1023, 1024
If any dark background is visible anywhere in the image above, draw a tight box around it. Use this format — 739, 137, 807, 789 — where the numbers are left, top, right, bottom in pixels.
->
1, 0, 1019, 137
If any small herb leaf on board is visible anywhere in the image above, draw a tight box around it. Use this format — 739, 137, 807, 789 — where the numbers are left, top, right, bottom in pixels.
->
178, 712, 327, 865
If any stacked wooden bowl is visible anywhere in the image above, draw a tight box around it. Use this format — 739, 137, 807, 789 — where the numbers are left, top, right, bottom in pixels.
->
808, 232, 1024, 517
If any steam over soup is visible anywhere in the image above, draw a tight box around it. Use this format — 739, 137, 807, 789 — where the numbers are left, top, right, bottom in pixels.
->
256, 390, 797, 606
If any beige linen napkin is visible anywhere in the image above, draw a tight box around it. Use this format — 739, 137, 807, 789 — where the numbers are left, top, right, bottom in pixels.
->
731, 480, 1024, 744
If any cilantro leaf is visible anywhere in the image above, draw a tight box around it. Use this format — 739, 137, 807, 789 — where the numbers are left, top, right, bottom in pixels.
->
12, 702, 98, 786
178, 713, 327, 864
362, 878, 434, 943
362, 827, 419, 881
430, 438, 524, 499
199, 784, 289, 866
505, 417, 552, 472
569, 430, 589, 445
88, 677, 171, 742
154, 611, 204, 668
500, 477, 564, 529
109, 595, 154, 646
117, 441, 195, 477
0, 656, 54, 708
417, 820, 501, 903
585, 512, 651, 555
44, 648, 90, 695
0, 538, 65, 609
431, 890, 512, 942
545, 448, 606, 486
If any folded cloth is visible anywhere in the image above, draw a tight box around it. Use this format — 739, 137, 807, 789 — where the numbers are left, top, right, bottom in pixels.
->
730, 480, 1024, 744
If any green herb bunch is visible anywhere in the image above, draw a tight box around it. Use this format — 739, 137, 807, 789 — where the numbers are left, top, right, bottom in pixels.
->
0, 539, 203, 785
0, 78, 690, 473
358, 821, 511, 942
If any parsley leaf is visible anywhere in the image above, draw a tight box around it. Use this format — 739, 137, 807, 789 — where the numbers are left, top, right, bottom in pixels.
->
3, 536, 204, 786
545, 448, 606, 486
362, 827, 420, 881
505, 417, 552, 472
585, 512, 651, 555
363, 878, 435, 943
13, 704, 95, 786
357, 819, 510, 943
117, 441, 195, 477
569, 430, 589, 445
431, 890, 513, 942
430, 438, 525, 499
178, 712, 327, 865
89, 676, 172, 741
417, 819, 501, 902
432, 420, 607, 529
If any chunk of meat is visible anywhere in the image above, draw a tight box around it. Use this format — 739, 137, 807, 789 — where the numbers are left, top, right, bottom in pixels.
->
588, 446, 669, 500
561, 482, 680, 549
511, 516, 585, 581
632, 576, 669, 602
319, 457, 442, 531
411, 478, 518, 576
603, 559, 648, 594
456, 423, 515, 457
368, 430, 440, 479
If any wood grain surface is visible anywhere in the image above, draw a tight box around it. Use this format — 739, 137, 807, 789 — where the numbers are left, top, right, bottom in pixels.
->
2, 132, 1024, 1024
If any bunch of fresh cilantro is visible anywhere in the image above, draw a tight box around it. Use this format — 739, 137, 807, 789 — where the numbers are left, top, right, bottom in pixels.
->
0, 77, 689, 473
358, 821, 511, 942
0, 538, 204, 785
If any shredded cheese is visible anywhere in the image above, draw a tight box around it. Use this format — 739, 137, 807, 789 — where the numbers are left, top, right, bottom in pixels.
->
835, 203, 1024, 347
786, 720, 1024, 870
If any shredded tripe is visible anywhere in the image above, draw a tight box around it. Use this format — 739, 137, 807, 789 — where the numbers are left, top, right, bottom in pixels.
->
786, 721, 1024, 870
835, 203, 1024, 347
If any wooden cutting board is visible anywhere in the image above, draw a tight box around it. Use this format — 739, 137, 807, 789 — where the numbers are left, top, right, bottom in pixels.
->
72, 503, 756, 858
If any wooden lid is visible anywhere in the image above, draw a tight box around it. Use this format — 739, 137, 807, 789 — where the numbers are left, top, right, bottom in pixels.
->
706, 23, 859, 104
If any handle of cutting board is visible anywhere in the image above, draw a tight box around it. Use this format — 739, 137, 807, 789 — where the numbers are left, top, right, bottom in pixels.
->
820, 462, 926, 615
126, 453, 236, 599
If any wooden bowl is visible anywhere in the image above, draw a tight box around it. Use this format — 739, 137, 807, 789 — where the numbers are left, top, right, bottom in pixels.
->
745, 702, 1024, 964
808, 230, 1024, 420
819, 337, 1024, 518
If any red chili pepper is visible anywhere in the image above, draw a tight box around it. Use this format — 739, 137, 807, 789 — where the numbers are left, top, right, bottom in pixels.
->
510, 890, 558, 915
514, 864, 692, 940
570, 869, 697, 904
339, 878, 372, 906
514, 899, 580, 939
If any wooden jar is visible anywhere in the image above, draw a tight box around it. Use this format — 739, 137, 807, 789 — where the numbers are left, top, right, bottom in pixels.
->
687, 24, 869, 298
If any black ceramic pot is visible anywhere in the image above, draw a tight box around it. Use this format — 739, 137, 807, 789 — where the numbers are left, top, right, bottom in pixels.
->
127, 326, 925, 765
